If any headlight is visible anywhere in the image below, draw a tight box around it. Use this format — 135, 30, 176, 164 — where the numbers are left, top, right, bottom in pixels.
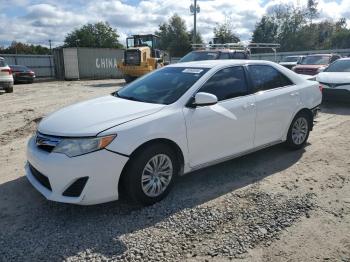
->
53, 135, 116, 157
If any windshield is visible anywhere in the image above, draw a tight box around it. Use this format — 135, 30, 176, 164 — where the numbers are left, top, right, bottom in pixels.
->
301, 55, 330, 65
179, 51, 219, 62
281, 56, 299, 62
325, 60, 350, 72
116, 67, 209, 105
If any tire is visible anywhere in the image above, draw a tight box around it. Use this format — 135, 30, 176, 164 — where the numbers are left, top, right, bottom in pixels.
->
124, 75, 136, 83
286, 111, 311, 150
27, 79, 34, 84
5, 84, 13, 93
122, 143, 179, 206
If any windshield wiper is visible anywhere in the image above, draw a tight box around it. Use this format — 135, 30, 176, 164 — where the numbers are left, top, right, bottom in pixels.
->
115, 92, 144, 102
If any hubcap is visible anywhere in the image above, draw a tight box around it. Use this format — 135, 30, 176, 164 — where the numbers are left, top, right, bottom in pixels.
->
292, 117, 308, 145
141, 154, 173, 197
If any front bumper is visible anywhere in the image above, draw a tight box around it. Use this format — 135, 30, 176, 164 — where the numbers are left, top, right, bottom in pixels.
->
25, 136, 129, 205
322, 88, 350, 103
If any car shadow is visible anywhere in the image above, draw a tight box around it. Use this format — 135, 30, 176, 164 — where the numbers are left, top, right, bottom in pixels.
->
87, 82, 126, 88
321, 100, 350, 115
0, 143, 305, 260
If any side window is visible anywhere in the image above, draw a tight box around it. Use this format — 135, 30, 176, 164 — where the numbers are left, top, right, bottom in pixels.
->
199, 66, 249, 101
248, 65, 293, 91
330, 56, 340, 63
219, 52, 230, 59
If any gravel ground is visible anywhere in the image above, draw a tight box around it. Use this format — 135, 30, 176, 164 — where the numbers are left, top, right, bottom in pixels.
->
0, 80, 349, 262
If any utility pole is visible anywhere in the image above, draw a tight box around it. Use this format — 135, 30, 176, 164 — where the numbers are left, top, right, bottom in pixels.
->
48, 39, 52, 54
190, 0, 200, 44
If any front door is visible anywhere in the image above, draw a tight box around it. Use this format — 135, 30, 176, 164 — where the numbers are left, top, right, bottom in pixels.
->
183, 66, 256, 168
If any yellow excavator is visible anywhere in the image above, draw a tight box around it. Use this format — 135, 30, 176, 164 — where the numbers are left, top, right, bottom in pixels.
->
117, 34, 167, 83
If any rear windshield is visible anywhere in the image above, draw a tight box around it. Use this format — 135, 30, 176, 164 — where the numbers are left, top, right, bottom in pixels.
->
325, 60, 350, 72
0, 59, 7, 67
179, 51, 219, 62
281, 56, 299, 62
116, 67, 209, 105
10, 65, 29, 71
301, 55, 330, 65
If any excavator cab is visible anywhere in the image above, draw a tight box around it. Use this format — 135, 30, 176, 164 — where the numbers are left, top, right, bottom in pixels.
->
118, 34, 166, 83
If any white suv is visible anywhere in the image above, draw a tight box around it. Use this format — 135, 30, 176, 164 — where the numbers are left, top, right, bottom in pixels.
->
0, 57, 14, 93
26, 60, 322, 205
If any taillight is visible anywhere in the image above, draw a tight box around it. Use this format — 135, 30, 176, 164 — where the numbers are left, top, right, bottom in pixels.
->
1, 69, 12, 74
319, 84, 323, 92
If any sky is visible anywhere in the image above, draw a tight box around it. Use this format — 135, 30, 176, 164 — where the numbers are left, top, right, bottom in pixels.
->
0, 0, 349, 47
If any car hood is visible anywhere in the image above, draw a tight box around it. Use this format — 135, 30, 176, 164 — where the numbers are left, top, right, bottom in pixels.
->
279, 62, 297, 66
38, 95, 165, 137
316, 72, 350, 84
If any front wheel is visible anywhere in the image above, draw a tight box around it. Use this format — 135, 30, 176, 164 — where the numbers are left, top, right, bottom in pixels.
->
122, 144, 179, 205
124, 75, 136, 83
286, 112, 311, 149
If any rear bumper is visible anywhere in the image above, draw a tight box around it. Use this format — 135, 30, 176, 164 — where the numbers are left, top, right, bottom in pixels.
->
0, 81, 13, 89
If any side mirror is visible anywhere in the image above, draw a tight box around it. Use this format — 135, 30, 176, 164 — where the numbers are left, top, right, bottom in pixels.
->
193, 92, 218, 107
163, 61, 170, 66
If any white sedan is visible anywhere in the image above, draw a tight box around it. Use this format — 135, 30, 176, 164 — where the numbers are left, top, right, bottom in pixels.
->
26, 60, 322, 205
316, 58, 350, 102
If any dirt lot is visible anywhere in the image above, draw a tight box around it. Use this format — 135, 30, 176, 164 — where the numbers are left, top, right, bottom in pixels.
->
0, 80, 349, 262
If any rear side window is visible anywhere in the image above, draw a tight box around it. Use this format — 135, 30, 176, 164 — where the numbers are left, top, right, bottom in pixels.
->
248, 65, 293, 91
231, 52, 247, 59
199, 66, 249, 101
0, 60, 6, 67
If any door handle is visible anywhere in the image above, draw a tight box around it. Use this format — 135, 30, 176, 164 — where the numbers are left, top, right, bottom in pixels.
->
290, 92, 299, 96
243, 103, 255, 109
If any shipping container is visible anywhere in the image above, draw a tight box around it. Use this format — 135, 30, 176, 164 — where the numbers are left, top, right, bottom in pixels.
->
53, 47, 124, 80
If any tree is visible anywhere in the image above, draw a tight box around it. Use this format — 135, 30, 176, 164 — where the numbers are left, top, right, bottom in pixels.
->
306, 0, 319, 23
155, 14, 191, 57
213, 21, 240, 44
0, 41, 50, 55
188, 29, 204, 45
64, 22, 123, 48
251, 16, 278, 43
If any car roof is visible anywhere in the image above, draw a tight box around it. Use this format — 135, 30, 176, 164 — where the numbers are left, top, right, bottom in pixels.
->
306, 54, 333, 56
337, 57, 350, 61
192, 49, 246, 53
169, 59, 275, 69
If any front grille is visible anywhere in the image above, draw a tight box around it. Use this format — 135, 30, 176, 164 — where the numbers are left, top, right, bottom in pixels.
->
125, 50, 141, 66
29, 163, 52, 191
63, 177, 89, 197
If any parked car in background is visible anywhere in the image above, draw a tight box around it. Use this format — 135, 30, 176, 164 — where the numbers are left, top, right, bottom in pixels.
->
292, 54, 341, 75
26, 60, 321, 206
179, 49, 249, 63
279, 55, 305, 69
10, 65, 35, 84
316, 58, 350, 102
0, 57, 14, 93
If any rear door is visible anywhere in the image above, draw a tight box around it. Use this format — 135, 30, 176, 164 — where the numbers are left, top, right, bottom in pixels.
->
183, 66, 256, 167
247, 65, 301, 147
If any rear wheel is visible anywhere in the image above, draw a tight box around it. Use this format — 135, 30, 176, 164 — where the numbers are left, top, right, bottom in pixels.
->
5, 84, 13, 93
122, 144, 179, 205
286, 111, 310, 149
